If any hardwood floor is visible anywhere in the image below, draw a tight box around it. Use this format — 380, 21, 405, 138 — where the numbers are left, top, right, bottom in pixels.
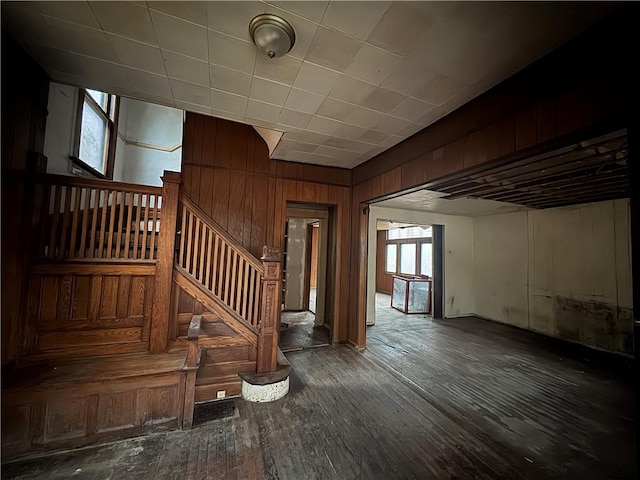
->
3, 317, 634, 479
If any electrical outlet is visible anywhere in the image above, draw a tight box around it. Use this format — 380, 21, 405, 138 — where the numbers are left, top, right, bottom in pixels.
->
216, 390, 226, 399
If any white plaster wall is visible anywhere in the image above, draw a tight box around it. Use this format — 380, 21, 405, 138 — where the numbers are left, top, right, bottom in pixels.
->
44, 82, 78, 175
367, 206, 475, 325
284, 218, 308, 310
118, 144, 182, 187
122, 98, 182, 148
473, 199, 632, 353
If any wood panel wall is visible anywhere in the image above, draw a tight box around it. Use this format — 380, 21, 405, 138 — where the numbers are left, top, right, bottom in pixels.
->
375, 230, 392, 294
23, 264, 156, 360
2, 29, 50, 364
347, 10, 636, 347
181, 114, 352, 343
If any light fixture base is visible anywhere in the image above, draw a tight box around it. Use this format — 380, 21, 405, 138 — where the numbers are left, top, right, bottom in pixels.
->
249, 14, 295, 59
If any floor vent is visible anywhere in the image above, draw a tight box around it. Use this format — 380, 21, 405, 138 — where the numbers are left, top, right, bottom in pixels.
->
193, 398, 237, 425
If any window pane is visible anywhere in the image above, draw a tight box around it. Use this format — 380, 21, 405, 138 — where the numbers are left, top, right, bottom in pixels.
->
386, 244, 397, 273
400, 243, 416, 275
87, 89, 107, 111
80, 101, 107, 173
421, 243, 432, 277
388, 226, 431, 240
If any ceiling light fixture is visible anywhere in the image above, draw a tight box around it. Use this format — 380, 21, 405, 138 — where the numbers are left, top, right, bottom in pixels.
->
249, 14, 295, 59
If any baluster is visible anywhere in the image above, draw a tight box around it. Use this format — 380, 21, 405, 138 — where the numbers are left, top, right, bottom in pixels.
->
230, 249, 238, 310
211, 235, 221, 296
224, 248, 233, 305
217, 241, 227, 300
205, 225, 213, 290
132, 193, 141, 259
89, 189, 101, 258
199, 223, 207, 284
114, 191, 125, 258
97, 190, 108, 258
48, 185, 61, 258
149, 194, 159, 260
123, 192, 133, 259
242, 261, 250, 319
69, 187, 81, 258
179, 203, 187, 267
141, 194, 150, 260
106, 190, 117, 257
79, 188, 90, 258
247, 268, 256, 326
185, 209, 194, 274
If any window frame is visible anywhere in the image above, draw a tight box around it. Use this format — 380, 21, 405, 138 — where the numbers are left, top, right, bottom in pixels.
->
385, 232, 433, 278
71, 88, 119, 179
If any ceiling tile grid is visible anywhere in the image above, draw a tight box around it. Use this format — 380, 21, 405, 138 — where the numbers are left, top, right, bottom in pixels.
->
1, 1, 611, 168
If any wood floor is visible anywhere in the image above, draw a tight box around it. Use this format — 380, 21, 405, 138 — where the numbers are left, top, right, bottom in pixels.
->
3, 314, 634, 479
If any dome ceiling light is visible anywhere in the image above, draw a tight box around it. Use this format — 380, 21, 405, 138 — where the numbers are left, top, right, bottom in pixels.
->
249, 14, 295, 59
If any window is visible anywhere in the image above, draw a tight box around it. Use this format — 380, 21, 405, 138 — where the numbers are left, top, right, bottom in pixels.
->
385, 224, 433, 278
73, 88, 118, 178
386, 244, 397, 273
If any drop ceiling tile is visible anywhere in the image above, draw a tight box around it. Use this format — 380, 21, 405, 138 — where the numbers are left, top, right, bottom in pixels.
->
211, 108, 245, 123
323, 137, 353, 149
321, 2, 390, 41
307, 116, 342, 136
211, 89, 248, 117
246, 99, 281, 123
358, 129, 389, 144
333, 122, 366, 140
361, 87, 406, 113
31, 1, 101, 28
293, 62, 341, 96
254, 54, 302, 85
345, 43, 402, 86
131, 91, 176, 108
380, 57, 437, 96
391, 97, 436, 123
210, 65, 252, 97
90, 2, 157, 44
414, 73, 465, 106
170, 79, 210, 106
245, 117, 277, 129
263, 4, 319, 60
107, 34, 166, 75
206, 1, 264, 42
375, 115, 413, 135
124, 68, 172, 98
314, 145, 360, 161
283, 128, 329, 145
291, 142, 318, 153
148, 1, 208, 27
209, 31, 257, 74
249, 77, 291, 105
316, 98, 357, 122
150, 10, 208, 61
328, 75, 375, 105
277, 109, 312, 129
345, 140, 376, 154
162, 50, 209, 87
305, 27, 363, 73
269, 1, 329, 23
345, 106, 385, 129
367, 2, 438, 56
38, 15, 118, 62
284, 88, 325, 114
175, 99, 211, 115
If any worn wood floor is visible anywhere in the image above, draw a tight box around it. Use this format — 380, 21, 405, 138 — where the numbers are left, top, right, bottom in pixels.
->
3, 314, 634, 479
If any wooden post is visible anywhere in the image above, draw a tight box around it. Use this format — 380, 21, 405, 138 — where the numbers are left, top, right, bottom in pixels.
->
257, 246, 281, 373
150, 170, 181, 353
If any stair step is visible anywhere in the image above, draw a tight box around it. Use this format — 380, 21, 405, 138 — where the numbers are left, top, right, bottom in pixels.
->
205, 345, 251, 364
197, 360, 256, 381
195, 377, 242, 402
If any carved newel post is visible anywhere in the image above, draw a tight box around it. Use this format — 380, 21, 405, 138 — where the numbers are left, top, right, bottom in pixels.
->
257, 246, 282, 373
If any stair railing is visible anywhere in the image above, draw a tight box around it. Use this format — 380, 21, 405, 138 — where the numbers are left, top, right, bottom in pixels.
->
33, 174, 162, 260
176, 194, 265, 329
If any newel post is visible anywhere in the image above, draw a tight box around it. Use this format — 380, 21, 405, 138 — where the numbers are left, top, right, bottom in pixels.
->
257, 246, 282, 373
150, 170, 181, 353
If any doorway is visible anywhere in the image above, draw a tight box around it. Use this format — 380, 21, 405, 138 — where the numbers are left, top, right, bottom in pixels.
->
280, 204, 331, 352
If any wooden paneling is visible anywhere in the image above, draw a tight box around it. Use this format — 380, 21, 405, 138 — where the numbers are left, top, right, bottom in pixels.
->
2, 352, 186, 457
2, 30, 50, 365
181, 114, 352, 344
24, 267, 155, 358
375, 231, 392, 294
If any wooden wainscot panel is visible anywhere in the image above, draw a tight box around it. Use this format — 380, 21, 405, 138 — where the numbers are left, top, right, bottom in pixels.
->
137, 384, 180, 426
96, 391, 137, 433
25, 268, 155, 358
44, 398, 89, 442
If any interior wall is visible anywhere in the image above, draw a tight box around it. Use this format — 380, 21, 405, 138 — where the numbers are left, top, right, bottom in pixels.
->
375, 230, 393, 294
473, 199, 632, 354
284, 218, 309, 311
112, 98, 183, 186
43, 82, 78, 176
181, 112, 352, 343
367, 206, 474, 326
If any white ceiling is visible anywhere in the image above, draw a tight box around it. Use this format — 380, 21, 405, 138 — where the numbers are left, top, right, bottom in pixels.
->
374, 189, 527, 217
2, 2, 611, 168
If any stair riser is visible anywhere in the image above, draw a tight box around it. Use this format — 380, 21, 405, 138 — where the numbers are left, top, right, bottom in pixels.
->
198, 361, 256, 378
205, 345, 251, 364
195, 380, 241, 402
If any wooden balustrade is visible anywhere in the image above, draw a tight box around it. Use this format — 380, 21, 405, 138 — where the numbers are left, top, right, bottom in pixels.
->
177, 194, 264, 329
34, 174, 162, 261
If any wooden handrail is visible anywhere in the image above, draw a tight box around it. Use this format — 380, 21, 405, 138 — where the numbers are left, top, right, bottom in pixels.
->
35, 173, 162, 195
182, 314, 203, 430
179, 193, 263, 272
